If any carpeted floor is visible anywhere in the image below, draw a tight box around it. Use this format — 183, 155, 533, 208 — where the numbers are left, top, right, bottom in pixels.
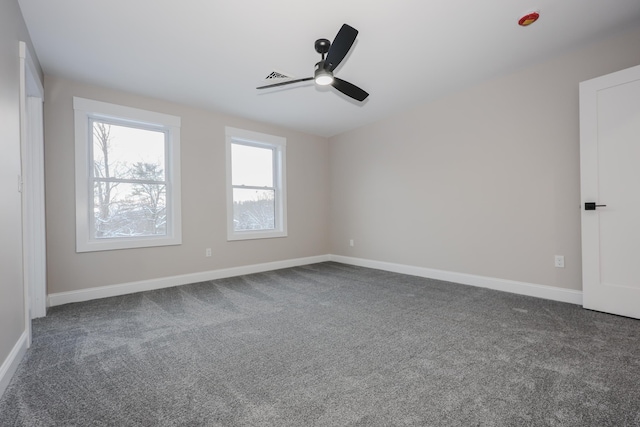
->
1, 262, 639, 426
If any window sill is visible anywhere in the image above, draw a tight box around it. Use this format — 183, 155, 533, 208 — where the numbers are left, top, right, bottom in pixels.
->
227, 229, 287, 242
76, 235, 182, 253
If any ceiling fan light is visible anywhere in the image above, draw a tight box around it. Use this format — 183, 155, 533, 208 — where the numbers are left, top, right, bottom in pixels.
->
315, 70, 334, 86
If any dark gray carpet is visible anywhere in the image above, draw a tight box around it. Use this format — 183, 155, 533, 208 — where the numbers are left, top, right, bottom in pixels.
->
1, 262, 639, 426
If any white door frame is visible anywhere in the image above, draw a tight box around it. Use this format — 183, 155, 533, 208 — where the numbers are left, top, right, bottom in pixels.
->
19, 41, 46, 348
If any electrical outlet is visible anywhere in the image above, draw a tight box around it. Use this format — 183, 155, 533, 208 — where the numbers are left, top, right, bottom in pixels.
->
205, 248, 212, 257
554, 255, 565, 268
349, 239, 354, 247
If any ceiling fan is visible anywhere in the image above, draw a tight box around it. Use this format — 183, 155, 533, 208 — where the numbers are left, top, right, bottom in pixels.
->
257, 24, 369, 102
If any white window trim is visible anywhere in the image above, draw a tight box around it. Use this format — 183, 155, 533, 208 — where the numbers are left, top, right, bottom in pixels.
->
225, 126, 287, 241
74, 97, 182, 252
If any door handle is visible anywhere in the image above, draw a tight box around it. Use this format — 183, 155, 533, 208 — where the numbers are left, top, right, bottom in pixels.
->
585, 202, 607, 210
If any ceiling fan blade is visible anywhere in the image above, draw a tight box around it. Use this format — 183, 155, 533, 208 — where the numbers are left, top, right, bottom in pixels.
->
331, 77, 369, 102
257, 77, 313, 89
324, 24, 358, 72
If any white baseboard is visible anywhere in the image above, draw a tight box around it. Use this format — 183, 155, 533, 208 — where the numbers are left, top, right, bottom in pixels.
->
48, 255, 331, 307
48, 253, 582, 308
330, 255, 583, 305
0, 331, 28, 399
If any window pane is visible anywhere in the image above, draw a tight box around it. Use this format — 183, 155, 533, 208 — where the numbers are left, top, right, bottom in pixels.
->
93, 181, 167, 238
233, 188, 275, 231
231, 143, 273, 187
92, 120, 166, 181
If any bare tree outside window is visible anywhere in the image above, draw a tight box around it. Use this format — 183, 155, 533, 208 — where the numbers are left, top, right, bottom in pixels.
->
91, 120, 167, 239
93, 122, 118, 234
233, 189, 275, 230
231, 143, 277, 232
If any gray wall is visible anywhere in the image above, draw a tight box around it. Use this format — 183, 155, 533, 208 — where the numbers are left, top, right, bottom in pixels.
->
44, 76, 330, 294
329, 25, 640, 291
0, 0, 38, 374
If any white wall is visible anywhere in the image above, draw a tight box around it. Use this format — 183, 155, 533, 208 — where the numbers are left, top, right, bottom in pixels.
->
44, 76, 330, 295
329, 25, 640, 291
0, 0, 40, 395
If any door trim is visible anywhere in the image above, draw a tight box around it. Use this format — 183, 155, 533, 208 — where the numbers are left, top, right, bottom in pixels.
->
19, 41, 46, 346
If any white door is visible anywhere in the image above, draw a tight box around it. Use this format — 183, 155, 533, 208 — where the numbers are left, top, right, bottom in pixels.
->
580, 64, 640, 319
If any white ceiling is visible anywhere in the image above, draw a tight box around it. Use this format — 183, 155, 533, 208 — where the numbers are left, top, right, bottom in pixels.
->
18, 0, 640, 137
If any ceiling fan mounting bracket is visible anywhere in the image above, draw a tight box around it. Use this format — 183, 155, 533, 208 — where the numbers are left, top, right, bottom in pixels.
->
314, 39, 331, 55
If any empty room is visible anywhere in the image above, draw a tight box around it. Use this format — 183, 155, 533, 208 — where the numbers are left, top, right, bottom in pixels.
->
1, 0, 640, 425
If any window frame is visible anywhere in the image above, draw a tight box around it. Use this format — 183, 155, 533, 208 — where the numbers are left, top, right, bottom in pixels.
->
74, 97, 182, 252
225, 126, 287, 241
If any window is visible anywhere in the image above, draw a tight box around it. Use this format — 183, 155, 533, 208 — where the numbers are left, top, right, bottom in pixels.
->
225, 127, 287, 240
74, 97, 181, 252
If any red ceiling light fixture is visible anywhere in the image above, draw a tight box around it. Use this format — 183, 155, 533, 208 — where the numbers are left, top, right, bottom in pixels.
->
518, 11, 540, 26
